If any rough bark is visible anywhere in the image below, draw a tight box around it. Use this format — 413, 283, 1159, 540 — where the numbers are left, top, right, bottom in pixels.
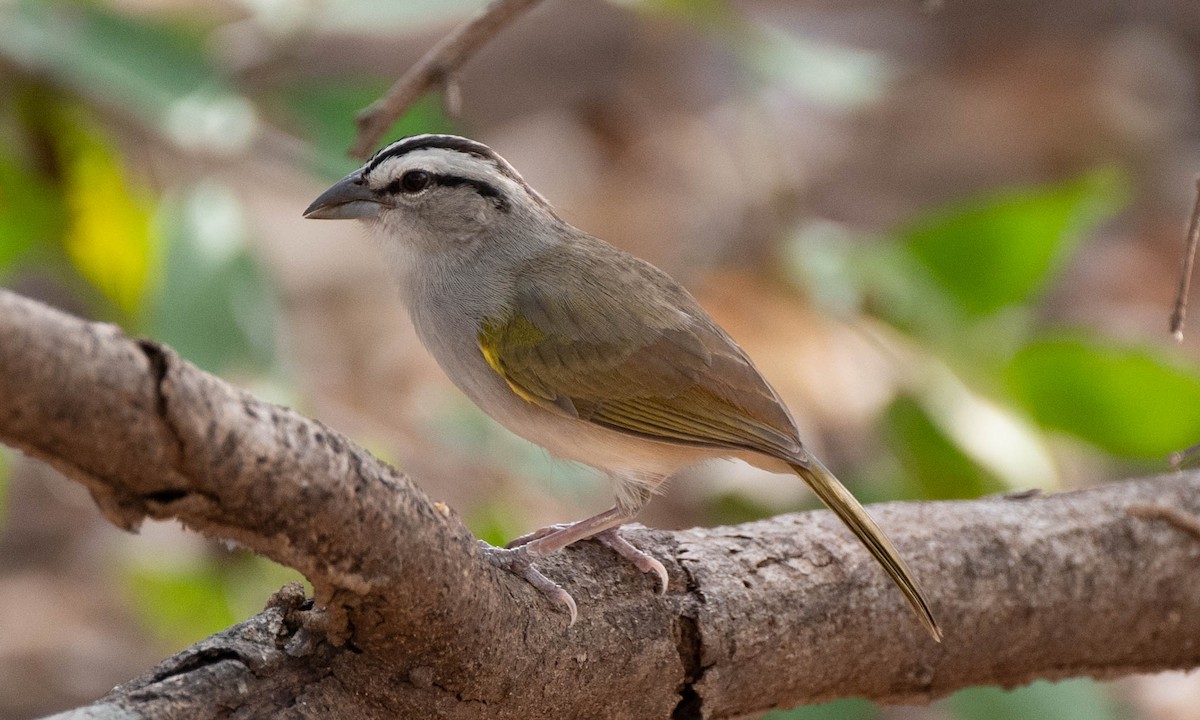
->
2, 287, 1200, 720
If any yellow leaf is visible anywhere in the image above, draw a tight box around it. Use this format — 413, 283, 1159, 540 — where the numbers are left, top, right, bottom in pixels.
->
59, 118, 157, 318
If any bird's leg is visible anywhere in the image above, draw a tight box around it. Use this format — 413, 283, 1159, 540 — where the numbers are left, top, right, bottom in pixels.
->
483, 482, 667, 622
516, 505, 631, 554
481, 505, 628, 625
519, 480, 667, 591
504, 523, 571, 547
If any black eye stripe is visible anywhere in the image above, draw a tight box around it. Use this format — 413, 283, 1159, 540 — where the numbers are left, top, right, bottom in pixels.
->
380, 173, 510, 211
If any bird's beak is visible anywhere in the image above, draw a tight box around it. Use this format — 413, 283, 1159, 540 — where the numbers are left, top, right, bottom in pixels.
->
303, 170, 382, 220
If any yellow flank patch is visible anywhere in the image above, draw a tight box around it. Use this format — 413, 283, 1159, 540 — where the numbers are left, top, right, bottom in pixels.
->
478, 320, 543, 405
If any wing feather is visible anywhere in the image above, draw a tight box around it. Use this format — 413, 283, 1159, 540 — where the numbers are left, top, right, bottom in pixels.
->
476, 239, 802, 459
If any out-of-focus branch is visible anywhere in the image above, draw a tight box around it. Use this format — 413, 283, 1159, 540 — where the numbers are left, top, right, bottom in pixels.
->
1169, 178, 1200, 341
350, 0, 545, 158
5, 287, 1200, 719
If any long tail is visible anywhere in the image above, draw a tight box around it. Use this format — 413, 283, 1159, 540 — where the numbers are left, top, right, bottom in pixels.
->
788, 457, 942, 642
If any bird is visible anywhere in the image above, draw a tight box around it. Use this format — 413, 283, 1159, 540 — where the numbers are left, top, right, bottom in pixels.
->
304, 134, 941, 640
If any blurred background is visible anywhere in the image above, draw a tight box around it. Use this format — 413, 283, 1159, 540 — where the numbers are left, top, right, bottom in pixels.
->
1, 0, 1200, 717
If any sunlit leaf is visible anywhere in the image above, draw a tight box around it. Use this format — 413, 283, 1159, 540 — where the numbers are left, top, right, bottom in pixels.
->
946, 678, 1120, 720
1007, 338, 1200, 458
901, 170, 1127, 317
884, 395, 1006, 500
57, 113, 158, 319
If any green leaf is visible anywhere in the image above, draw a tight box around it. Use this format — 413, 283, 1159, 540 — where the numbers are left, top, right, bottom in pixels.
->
884, 395, 1006, 500
765, 698, 878, 720
901, 170, 1126, 317
1007, 338, 1200, 458
278, 83, 452, 179
146, 182, 275, 374
222, 556, 310, 622
946, 678, 1121, 720
126, 555, 308, 651
465, 501, 526, 548
125, 563, 238, 649
0, 2, 218, 123
0, 150, 65, 278
706, 489, 787, 526
636, 0, 736, 27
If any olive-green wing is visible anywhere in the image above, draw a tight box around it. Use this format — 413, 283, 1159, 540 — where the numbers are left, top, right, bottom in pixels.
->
477, 243, 801, 459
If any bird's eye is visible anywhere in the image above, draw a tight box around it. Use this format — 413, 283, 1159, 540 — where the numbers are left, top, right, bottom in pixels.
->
398, 170, 431, 193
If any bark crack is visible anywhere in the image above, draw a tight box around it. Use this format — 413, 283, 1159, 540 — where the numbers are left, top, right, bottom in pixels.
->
672, 550, 708, 720
151, 648, 249, 684
136, 339, 188, 476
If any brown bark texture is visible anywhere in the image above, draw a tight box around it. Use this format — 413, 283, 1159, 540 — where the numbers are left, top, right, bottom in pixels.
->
2, 287, 1199, 720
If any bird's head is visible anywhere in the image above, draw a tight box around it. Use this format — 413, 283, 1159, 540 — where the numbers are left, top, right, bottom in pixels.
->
305, 134, 559, 256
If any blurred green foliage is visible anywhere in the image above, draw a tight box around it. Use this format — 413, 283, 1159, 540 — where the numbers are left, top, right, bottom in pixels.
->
125, 562, 239, 649
0, 1, 230, 134
884, 394, 1005, 501
765, 677, 1126, 720
765, 697, 877, 720
467, 501, 528, 549
57, 110, 158, 319
834, 170, 1127, 363
0, 149, 64, 279
280, 85, 452, 180
0, 0, 295, 647
787, 165, 1199, 509
126, 554, 309, 650
146, 183, 275, 374
1008, 338, 1200, 458
902, 170, 1125, 318
947, 678, 1127, 720
707, 488, 790, 526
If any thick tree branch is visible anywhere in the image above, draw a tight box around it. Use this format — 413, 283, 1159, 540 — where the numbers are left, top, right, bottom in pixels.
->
3, 287, 1200, 719
349, 0, 545, 158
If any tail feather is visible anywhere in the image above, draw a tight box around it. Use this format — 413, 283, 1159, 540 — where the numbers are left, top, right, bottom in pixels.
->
788, 458, 942, 642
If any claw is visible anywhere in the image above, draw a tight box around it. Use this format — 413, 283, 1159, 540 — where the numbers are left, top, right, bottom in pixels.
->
595, 528, 669, 594
543, 581, 578, 625
480, 543, 578, 625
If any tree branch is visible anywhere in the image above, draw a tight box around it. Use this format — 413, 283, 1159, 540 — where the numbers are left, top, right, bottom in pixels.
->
3, 287, 1200, 719
349, 0, 545, 159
